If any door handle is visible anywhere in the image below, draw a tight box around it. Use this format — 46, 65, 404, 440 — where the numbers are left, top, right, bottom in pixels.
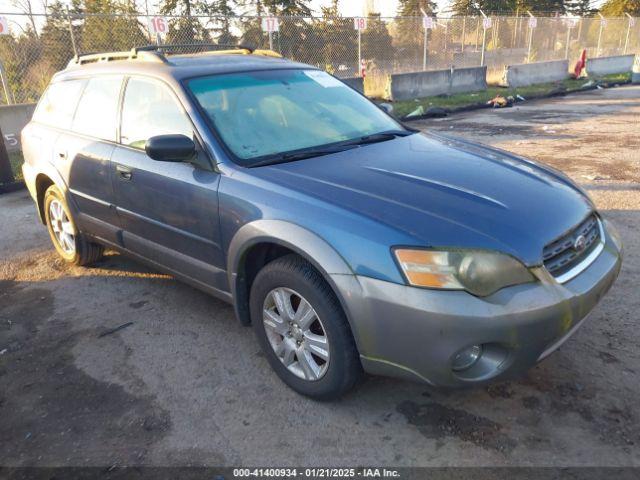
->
116, 164, 133, 180
57, 151, 67, 160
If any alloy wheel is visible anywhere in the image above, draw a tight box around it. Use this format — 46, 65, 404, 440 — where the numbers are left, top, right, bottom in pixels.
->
49, 199, 75, 255
262, 287, 330, 381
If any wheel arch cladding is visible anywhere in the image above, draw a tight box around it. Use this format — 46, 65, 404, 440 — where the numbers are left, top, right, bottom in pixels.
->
227, 220, 358, 328
35, 173, 55, 224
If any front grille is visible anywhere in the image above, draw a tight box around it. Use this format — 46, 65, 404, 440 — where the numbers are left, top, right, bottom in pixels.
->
543, 214, 601, 278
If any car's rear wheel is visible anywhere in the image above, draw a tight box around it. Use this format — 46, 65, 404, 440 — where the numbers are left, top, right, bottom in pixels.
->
250, 254, 362, 400
44, 185, 104, 266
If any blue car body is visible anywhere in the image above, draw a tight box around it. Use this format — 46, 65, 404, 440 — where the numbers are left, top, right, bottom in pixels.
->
21, 51, 622, 387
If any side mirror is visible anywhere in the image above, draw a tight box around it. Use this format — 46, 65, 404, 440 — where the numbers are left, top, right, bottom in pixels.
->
145, 134, 196, 162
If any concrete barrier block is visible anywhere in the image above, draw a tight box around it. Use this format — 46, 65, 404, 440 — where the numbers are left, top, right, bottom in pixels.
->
341, 77, 364, 94
501, 60, 569, 88
632, 55, 640, 84
389, 69, 452, 101
0, 103, 36, 152
450, 66, 487, 94
587, 54, 636, 77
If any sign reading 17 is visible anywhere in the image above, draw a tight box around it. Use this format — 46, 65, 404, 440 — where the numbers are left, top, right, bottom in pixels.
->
262, 17, 279, 33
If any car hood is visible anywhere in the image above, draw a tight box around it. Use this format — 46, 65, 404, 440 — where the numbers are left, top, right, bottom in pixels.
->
248, 132, 593, 266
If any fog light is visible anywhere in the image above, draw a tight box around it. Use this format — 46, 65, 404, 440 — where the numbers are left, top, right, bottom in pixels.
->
452, 345, 482, 372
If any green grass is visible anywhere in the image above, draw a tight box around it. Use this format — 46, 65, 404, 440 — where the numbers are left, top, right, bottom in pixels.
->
394, 72, 632, 119
8, 150, 24, 182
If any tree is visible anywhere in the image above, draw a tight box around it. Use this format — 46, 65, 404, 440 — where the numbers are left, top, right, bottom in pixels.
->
361, 12, 395, 69
516, 0, 565, 14
565, 0, 595, 15
394, 0, 437, 70
40, 0, 79, 71
159, 0, 211, 44
10, 0, 49, 40
262, 0, 311, 16
206, 0, 238, 45
601, 0, 640, 15
451, 0, 480, 15
313, 0, 356, 72
397, 0, 437, 16
451, 1, 516, 15
80, 0, 147, 53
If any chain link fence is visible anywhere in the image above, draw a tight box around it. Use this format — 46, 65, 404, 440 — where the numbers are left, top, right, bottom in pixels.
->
0, 11, 639, 104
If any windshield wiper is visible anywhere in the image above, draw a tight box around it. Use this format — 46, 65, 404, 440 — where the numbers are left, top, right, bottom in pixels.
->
249, 144, 357, 167
343, 129, 415, 147
248, 129, 414, 167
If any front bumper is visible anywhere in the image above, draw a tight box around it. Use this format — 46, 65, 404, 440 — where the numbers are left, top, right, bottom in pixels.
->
333, 226, 622, 387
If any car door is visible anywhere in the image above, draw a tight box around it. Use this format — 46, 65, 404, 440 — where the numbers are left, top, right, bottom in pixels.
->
59, 75, 123, 244
111, 76, 226, 292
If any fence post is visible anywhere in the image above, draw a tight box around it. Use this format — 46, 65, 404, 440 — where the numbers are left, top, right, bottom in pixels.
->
0, 126, 15, 185
357, 28, 361, 76
461, 16, 466, 54
565, 23, 571, 60
422, 26, 428, 70
624, 13, 633, 54
527, 11, 535, 63
66, 7, 79, 58
480, 10, 488, 67
0, 59, 14, 106
597, 13, 605, 57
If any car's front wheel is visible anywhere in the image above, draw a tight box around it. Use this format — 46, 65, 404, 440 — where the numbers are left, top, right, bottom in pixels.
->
44, 185, 104, 266
250, 254, 362, 400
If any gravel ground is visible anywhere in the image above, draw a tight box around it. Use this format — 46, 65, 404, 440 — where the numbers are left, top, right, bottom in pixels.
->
1, 86, 639, 468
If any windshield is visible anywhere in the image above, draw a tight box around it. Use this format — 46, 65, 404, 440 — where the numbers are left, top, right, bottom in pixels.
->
187, 69, 403, 166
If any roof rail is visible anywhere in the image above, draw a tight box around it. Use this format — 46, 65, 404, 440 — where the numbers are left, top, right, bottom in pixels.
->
135, 43, 256, 55
138, 43, 282, 58
68, 48, 165, 68
67, 43, 282, 69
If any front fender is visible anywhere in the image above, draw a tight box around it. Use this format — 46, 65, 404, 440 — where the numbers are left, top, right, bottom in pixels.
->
226, 220, 363, 336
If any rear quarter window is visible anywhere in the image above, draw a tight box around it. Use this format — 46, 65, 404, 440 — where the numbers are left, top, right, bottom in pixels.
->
72, 76, 123, 141
33, 79, 87, 129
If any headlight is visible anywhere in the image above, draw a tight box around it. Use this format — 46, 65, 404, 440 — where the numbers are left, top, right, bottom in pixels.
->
394, 248, 535, 297
603, 219, 623, 253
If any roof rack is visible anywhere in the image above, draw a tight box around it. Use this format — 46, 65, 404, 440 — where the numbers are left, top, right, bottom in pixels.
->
67, 43, 282, 68
135, 43, 255, 54
68, 48, 165, 67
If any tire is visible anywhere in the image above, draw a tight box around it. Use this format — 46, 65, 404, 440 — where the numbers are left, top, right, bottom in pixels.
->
250, 254, 362, 400
43, 185, 104, 266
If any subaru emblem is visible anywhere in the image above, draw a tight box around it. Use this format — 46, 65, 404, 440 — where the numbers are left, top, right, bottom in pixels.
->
573, 235, 587, 252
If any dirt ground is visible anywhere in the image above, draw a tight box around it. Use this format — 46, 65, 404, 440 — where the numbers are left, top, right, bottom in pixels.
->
1, 86, 639, 468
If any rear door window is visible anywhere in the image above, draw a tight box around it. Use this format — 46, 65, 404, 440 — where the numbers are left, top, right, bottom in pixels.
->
72, 76, 123, 142
33, 79, 87, 129
120, 77, 193, 149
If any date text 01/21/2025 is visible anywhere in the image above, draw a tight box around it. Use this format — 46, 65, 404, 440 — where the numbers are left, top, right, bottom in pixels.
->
232, 468, 401, 478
